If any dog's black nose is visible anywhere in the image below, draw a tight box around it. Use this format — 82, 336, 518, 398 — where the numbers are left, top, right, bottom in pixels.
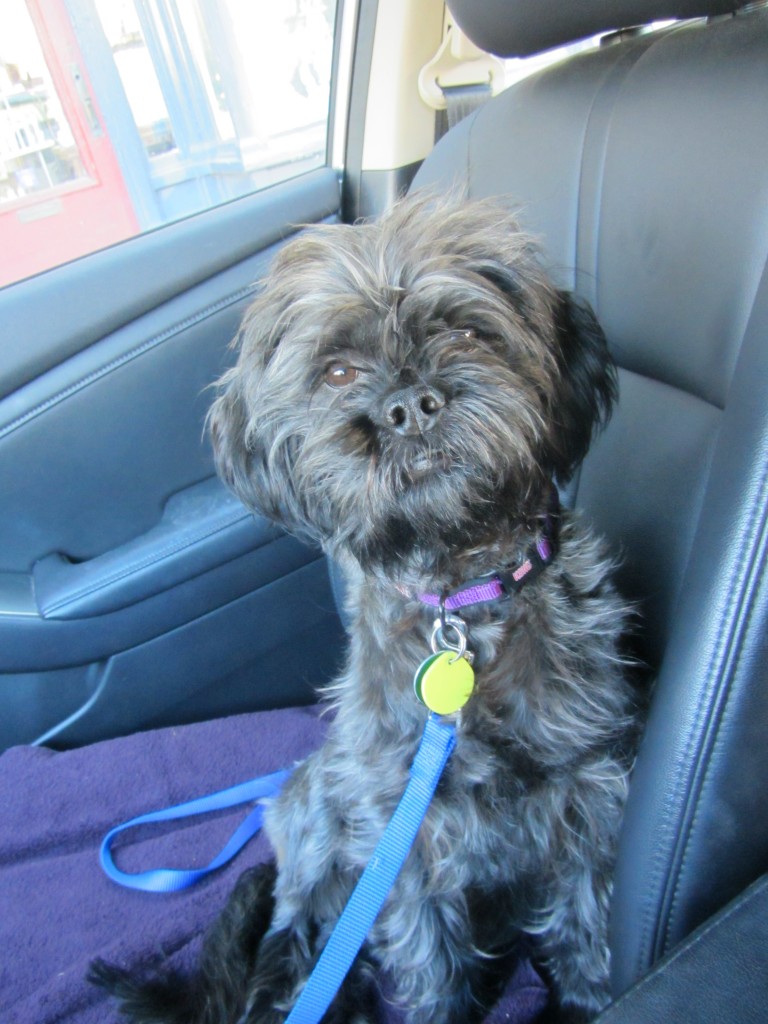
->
385, 385, 446, 436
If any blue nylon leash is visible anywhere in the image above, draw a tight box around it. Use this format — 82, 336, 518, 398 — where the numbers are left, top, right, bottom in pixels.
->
99, 715, 456, 1023
284, 714, 456, 1024
99, 768, 291, 893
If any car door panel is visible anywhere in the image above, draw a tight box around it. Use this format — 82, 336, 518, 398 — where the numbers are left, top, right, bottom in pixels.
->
0, 502, 315, 667
31, 477, 268, 620
0, 168, 346, 752
0, 540, 336, 747
0, 169, 341, 398
2, 241, 264, 570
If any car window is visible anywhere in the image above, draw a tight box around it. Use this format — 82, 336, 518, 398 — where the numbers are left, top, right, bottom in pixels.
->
0, 0, 338, 289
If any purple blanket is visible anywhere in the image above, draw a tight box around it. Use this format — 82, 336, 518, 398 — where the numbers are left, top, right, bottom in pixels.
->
0, 707, 548, 1023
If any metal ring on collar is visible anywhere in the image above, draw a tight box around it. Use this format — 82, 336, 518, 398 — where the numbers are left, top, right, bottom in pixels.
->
430, 613, 468, 660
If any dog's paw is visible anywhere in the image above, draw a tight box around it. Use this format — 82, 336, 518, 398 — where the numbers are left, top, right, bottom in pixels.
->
88, 957, 195, 1023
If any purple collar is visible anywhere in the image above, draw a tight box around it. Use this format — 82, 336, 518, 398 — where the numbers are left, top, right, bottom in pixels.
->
415, 487, 560, 612
417, 532, 556, 612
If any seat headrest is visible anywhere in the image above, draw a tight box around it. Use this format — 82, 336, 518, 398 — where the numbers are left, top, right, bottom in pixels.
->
446, 0, 740, 56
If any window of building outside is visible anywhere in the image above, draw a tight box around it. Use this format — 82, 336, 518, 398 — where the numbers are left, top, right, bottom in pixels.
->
0, 0, 337, 289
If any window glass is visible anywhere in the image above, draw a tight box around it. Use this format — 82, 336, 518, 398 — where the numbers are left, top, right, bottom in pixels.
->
96, 2, 176, 160
1, 0, 90, 205
0, 0, 337, 288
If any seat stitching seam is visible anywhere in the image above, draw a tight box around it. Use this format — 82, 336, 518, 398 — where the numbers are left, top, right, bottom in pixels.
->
574, 31, 663, 307
661, 456, 768, 950
596, 23, 731, 981
654, 252, 768, 955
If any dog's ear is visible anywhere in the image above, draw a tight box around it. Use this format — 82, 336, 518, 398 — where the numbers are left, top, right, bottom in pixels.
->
209, 362, 317, 542
544, 291, 617, 483
207, 277, 317, 541
208, 371, 253, 505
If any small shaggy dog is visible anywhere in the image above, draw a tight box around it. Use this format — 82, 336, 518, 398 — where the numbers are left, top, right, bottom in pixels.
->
93, 194, 639, 1023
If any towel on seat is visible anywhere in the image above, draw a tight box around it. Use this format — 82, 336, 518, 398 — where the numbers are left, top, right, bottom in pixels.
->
0, 707, 548, 1024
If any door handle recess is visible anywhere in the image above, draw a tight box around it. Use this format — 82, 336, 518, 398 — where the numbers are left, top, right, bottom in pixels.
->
32, 477, 277, 619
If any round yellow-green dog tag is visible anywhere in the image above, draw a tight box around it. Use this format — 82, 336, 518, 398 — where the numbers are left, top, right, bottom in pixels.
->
413, 651, 475, 715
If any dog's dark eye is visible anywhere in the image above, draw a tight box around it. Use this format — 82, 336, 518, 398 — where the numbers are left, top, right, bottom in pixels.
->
448, 329, 477, 343
324, 363, 360, 389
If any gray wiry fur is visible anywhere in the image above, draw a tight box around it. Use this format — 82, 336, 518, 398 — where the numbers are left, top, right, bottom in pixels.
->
92, 194, 640, 1024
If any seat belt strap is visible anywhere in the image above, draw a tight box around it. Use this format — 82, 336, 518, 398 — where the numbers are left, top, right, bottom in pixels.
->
435, 82, 492, 140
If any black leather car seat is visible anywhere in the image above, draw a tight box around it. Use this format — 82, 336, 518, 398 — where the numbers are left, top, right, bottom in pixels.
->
411, 0, 768, 1007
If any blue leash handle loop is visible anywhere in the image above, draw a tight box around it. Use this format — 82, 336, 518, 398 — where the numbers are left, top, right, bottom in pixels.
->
284, 714, 456, 1024
99, 768, 291, 893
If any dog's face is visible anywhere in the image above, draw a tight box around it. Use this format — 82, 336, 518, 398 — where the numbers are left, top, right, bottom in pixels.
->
210, 195, 615, 575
